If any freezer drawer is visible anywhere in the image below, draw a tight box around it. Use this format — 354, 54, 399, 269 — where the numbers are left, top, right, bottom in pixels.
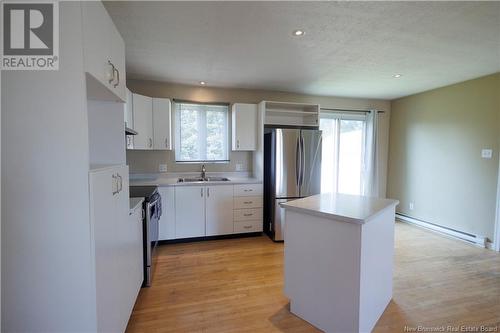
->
273, 198, 298, 241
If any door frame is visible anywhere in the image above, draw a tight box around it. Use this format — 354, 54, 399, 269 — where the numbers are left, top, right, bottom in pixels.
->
494, 157, 500, 252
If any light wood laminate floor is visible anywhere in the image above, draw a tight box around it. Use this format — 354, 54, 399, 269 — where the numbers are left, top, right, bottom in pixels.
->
126, 222, 500, 332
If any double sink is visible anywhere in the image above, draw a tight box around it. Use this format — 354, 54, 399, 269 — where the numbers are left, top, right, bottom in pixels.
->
177, 177, 230, 183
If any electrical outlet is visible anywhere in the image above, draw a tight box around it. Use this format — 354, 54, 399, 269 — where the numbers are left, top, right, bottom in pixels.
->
481, 149, 493, 159
409, 202, 414, 210
159, 164, 168, 172
235, 163, 244, 171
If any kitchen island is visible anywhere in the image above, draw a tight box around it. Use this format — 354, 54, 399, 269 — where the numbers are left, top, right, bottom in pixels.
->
280, 193, 399, 333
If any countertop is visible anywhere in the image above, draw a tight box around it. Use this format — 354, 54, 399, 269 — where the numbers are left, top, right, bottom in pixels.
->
280, 193, 399, 224
129, 197, 144, 214
129, 173, 262, 187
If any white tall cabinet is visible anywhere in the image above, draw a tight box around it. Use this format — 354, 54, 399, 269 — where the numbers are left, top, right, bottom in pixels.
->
2, 2, 141, 331
153, 98, 173, 150
133, 93, 154, 149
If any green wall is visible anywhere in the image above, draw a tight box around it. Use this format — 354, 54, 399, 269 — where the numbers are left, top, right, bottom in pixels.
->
388, 73, 500, 241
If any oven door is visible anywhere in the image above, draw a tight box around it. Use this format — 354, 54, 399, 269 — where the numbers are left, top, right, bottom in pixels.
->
143, 195, 160, 287
146, 197, 160, 266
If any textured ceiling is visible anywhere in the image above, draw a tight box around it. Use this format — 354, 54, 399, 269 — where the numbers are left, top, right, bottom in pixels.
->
104, 1, 500, 100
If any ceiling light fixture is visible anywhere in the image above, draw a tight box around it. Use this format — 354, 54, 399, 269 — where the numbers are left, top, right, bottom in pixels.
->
199, 81, 206, 85
393, 74, 402, 78
292, 29, 305, 37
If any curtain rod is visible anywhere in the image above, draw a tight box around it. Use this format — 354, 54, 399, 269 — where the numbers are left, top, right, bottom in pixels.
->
321, 108, 385, 114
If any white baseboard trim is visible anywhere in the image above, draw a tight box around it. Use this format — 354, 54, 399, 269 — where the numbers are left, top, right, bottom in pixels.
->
396, 213, 491, 249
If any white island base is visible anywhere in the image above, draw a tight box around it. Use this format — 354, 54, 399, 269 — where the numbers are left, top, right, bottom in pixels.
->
281, 193, 399, 333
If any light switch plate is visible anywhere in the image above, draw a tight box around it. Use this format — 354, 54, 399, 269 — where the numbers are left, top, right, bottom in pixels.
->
481, 149, 493, 159
235, 163, 244, 171
159, 164, 168, 172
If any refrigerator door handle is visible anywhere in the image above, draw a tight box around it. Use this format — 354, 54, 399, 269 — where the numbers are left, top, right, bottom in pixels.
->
300, 134, 305, 188
295, 136, 301, 188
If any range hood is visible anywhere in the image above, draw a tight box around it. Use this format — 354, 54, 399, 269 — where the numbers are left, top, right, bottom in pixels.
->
125, 126, 138, 135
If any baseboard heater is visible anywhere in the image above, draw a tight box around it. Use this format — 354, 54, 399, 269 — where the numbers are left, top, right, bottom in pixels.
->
396, 213, 487, 248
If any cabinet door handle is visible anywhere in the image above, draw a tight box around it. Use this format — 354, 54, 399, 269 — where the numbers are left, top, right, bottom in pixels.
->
201, 188, 203, 197
112, 174, 118, 195
165, 138, 168, 148
243, 201, 252, 204
237, 140, 240, 149
207, 188, 210, 197
149, 138, 153, 148
113, 67, 120, 88
243, 213, 253, 217
243, 225, 252, 229
107, 60, 115, 84
117, 173, 123, 192
244, 189, 253, 192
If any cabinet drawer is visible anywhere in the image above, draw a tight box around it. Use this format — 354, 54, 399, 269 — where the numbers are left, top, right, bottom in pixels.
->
234, 184, 262, 196
234, 220, 263, 233
234, 196, 262, 209
234, 208, 263, 221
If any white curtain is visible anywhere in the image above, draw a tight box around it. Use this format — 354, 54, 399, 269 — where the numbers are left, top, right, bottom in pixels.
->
362, 110, 379, 196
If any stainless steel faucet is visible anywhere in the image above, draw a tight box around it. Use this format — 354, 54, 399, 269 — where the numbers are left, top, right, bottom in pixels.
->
201, 164, 206, 180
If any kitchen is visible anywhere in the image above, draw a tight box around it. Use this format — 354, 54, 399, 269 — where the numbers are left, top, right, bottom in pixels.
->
2, 1, 500, 333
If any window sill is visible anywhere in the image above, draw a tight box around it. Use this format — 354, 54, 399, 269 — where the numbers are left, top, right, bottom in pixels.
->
175, 160, 230, 165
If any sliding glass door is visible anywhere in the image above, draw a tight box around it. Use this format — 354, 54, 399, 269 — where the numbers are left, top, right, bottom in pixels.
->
320, 112, 366, 195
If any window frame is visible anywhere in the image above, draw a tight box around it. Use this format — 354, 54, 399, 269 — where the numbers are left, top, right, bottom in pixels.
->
319, 111, 367, 194
174, 100, 230, 163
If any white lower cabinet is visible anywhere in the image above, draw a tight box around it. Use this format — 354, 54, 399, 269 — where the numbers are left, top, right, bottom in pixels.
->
158, 187, 176, 240
165, 183, 263, 240
233, 184, 263, 233
206, 185, 234, 236
234, 220, 262, 233
175, 186, 206, 238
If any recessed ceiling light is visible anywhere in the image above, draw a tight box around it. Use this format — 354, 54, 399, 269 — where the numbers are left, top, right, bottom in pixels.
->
292, 29, 305, 37
199, 81, 206, 85
393, 74, 402, 78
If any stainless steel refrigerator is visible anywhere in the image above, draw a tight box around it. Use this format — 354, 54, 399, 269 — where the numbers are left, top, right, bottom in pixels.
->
264, 127, 322, 241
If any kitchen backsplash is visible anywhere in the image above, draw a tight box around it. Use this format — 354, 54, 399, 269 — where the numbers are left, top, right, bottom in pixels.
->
127, 150, 253, 174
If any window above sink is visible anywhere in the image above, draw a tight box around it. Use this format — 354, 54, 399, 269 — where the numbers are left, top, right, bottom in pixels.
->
174, 101, 229, 163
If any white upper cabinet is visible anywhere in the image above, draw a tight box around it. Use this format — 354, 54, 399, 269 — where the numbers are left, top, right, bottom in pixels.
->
232, 103, 258, 151
152, 98, 172, 150
82, 1, 126, 102
206, 185, 234, 236
132, 93, 153, 149
108, 23, 126, 101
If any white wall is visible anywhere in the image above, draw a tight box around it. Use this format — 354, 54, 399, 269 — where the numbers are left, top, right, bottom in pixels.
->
127, 80, 391, 197
1, 3, 97, 331
388, 73, 500, 241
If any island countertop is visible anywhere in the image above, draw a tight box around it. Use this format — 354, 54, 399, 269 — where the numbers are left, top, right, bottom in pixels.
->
280, 193, 399, 224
